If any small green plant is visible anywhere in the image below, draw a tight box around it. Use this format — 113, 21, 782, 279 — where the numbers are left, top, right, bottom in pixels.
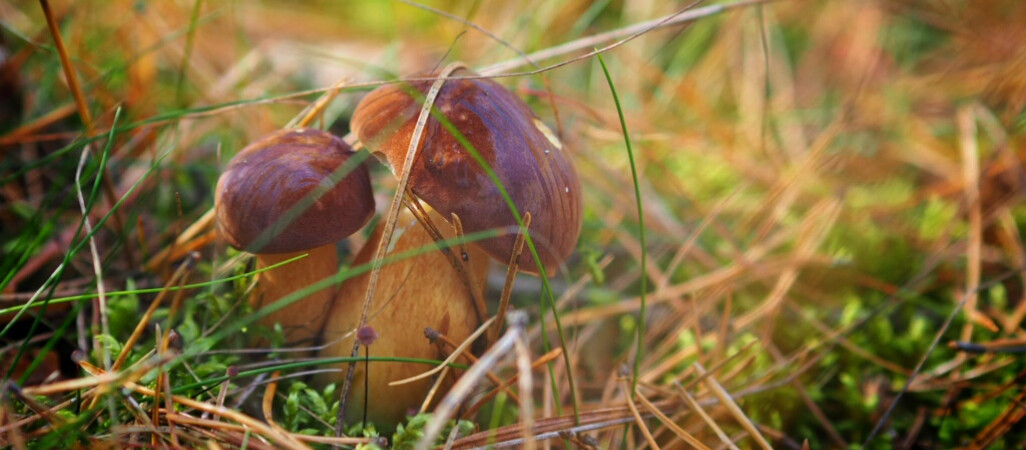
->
391, 413, 475, 450
282, 381, 340, 435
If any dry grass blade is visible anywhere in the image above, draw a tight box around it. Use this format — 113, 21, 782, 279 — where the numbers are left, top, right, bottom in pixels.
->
619, 378, 660, 450
22, 353, 168, 396
390, 316, 495, 387
693, 363, 772, 450
491, 212, 532, 343
125, 381, 309, 449
5, 384, 65, 429
958, 105, 985, 337
430, 329, 521, 406
480, 0, 775, 76
0, 397, 28, 450
401, 195, 487, 324
337, 62, 466, 434
291, 77, 350, 129
462, 348, 562, 420
112, 254, 195, 372
513, 327, 536, 450
262, 371, 281, 429
635, 390, 708, 450
673, 381, 738, 450
417, 312, 525, 450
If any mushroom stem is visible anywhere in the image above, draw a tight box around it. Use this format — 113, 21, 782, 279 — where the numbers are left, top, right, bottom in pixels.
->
252, 245, 338, 346
319, 208, 488, 428
403, 194, 487, 326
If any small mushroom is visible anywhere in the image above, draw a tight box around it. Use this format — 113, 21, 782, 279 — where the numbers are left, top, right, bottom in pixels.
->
351, 67, 583, 276
215, 128, 374, 345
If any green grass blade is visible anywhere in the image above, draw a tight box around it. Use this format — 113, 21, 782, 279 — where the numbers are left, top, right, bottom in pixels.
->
7, 109, 122, 381
596, 53, 647, 393
421, 87, 582, 423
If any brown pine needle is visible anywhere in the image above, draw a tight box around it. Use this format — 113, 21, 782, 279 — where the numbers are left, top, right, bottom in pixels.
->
0, 103, 76, 148
513, 332, 536, 450
212, 367, 237, 417
401, 194, 487, 324
391, 316, 495, 387
0, 397, 76, 435
446, 211, 488, 326
0, 399, 28, 450
24, 354, 169, 397
958, 106, 986, 338
292, 77, 350, 129
418, 312, 524, 449
171, 413, 376, 446
490, 212, 532, 343
126, 382, 309, 450
38, 0, 93, 132
462, 347, 563, 420
693, 363, 772, 450
112, 255, 195, 372
39, 0, 132, 270
635, 389, 708, 450
5, 385, 65, 429
619, 378, 660, 450
430, 329, 521, 405
262, 371, 287, 433
673, 381, 738, 450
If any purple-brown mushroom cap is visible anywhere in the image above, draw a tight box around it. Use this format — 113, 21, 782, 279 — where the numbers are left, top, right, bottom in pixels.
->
216, 128, 375, 254
350, 68, 582, 275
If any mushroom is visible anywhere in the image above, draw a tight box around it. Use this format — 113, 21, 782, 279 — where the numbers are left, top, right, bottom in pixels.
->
215, 128, 374, 345
319, 207, 488, 426
318, 67, 584, 427
351, 66, 583, 276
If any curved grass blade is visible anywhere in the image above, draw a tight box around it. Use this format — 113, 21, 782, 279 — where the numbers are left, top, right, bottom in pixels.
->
596, 53, 647, 393
423, 87, 582, 423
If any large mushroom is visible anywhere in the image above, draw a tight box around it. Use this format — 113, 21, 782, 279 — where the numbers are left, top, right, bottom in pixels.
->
351, 67, 583, 276
319, 207, 488, 426
216, 128, 374, 345
319, 67, 583, 426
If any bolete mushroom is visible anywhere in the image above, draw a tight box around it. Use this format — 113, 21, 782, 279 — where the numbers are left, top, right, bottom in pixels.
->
351, 67, 583, 276
215, 128, 374, 345
319, 67, 584, 427
319, 207, 488, 426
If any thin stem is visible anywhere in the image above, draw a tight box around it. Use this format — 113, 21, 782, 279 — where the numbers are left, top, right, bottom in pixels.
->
596, 54, 647, 393
362, 346, 370, 430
